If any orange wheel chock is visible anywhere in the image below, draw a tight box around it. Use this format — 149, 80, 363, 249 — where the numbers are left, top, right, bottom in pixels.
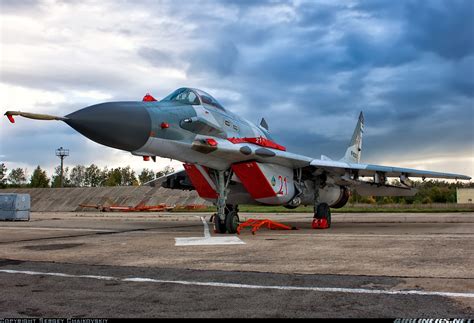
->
237, 219, 297, 235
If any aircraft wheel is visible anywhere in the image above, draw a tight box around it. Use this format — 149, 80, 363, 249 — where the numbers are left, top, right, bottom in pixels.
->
326, 208, 331, 228
314, 203, 331, 229
213, 213, 227, 234
225, 209, 240, 234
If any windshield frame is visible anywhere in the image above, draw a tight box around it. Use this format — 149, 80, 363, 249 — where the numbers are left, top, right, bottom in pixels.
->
161, 87, 226, 111
193, 89, 226, 111
160, 88, 201, 105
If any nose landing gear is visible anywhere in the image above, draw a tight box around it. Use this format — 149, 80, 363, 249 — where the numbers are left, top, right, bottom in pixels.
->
212, 205, 240, 234
225, 205, 240, 234
211, 169, 240, 234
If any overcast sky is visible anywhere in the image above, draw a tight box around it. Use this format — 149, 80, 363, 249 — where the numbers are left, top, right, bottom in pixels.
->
1, 0, 473, 179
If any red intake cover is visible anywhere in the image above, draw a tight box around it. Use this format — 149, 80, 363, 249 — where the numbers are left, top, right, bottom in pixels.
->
231, 161, 276, 199
183, 164, 218, 199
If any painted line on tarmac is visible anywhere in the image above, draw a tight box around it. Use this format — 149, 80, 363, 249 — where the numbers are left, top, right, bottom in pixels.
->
0, 226, 115, 232
0, 268, 473, 299
202, 216, 211, 238
279, 233, 474, 238
174, 217, 245, 246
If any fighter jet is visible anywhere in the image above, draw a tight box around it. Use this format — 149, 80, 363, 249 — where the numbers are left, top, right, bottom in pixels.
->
5, 87, 471, 233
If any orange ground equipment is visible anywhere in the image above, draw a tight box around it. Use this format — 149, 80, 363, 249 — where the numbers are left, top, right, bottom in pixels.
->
236, 219, 297, 235
173, 204, 208, 211
79, 202, 174, 212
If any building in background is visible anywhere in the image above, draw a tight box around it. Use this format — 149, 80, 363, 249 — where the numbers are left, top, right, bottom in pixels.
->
457, 188, 474, 204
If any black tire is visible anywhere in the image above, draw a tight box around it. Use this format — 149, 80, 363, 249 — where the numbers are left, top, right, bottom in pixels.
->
316, 203, 331, 228
213, 213, 227, 234
225, 210, 240, 234
326, 208, 331, 228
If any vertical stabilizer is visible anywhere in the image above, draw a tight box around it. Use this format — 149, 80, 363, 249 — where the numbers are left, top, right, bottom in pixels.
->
341, 111, 364, 163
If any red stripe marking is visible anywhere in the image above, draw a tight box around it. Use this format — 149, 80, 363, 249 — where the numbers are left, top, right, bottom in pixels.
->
183, 164, 217, 199
231, 161, 276, 199
227, 137, 286, 151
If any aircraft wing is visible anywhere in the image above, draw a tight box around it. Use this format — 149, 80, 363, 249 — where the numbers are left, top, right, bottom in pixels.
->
213, 140, 470, 181
309, 159, 471, 180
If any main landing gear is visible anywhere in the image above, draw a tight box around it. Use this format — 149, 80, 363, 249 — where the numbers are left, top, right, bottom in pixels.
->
211, 169, 240, 234
312, 203, 331, 229
312, 176, 331, 229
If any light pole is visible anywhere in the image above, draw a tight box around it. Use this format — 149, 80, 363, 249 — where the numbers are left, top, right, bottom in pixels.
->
55, 147, 69, 187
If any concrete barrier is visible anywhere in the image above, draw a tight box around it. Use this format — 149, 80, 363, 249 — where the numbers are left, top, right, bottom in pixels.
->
2, 187, 209, 212
0, 193, 31, 220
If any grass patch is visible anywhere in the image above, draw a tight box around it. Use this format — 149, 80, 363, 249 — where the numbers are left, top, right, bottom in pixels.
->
172, 204, 474, 213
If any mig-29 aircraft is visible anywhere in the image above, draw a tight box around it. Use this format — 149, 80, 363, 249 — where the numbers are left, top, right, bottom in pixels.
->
5, 87, 471, 233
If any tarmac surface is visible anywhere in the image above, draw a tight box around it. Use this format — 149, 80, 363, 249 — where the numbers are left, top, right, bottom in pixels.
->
0, 211, 473, 318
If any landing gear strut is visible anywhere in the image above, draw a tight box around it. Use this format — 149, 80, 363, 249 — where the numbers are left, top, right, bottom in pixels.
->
312, 176, 331, 229
212, 169, 240, 234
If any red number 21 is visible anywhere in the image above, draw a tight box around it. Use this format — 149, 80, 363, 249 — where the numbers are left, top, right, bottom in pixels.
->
277, 176, 288, 195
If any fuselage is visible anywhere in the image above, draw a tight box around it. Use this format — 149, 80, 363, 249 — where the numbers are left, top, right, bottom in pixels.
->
134, 100, 270, 169
65, 88, 276, 170
63, 89, 309, 206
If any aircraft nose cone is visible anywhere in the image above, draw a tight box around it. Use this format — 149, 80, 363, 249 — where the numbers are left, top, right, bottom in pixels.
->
65, 102, 151, 151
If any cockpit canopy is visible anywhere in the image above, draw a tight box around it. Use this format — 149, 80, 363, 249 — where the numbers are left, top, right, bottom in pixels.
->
161, 88, 225, 111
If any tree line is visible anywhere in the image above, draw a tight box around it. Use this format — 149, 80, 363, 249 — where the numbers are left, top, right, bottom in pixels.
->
349, 179, 473, 205
0, 163, 174, 188
1, 162, 472, 204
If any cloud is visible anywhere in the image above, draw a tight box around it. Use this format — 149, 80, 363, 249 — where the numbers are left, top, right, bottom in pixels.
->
1, 0, 473, 179
185, 40, 240, 77
138, 47, 179, 68
0, 0, 42, 14
404, 0, 474, 60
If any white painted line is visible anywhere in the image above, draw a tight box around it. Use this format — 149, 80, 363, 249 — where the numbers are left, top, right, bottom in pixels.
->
174, 216, 245, 246
278, 233, 474, 238
0, 269, 473, 299
0, 269, 116, 280
0, 226, 115, 232
202, 216, 211, 239
175, 236, 246, 246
